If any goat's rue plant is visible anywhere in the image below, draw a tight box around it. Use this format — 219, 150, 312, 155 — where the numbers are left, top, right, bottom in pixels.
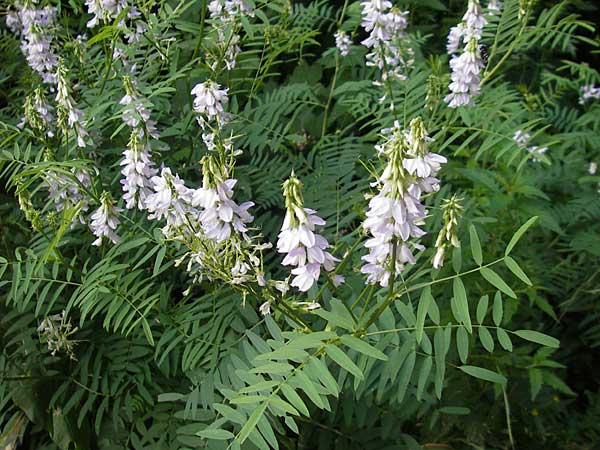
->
0, 0, 598, 448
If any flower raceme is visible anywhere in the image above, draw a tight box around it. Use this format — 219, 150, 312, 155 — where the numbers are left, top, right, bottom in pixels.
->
90, 192, 122, 246
361, 118, 447, 287
277, 174, 339, 292
445, 0, 487, 108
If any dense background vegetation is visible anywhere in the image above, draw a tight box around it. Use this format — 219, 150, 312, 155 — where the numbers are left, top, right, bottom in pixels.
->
1, 0, 599, 449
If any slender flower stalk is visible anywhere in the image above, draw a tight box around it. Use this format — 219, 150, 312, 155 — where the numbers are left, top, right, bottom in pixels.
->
277, 172, 339, 292
361, 118, 447, 287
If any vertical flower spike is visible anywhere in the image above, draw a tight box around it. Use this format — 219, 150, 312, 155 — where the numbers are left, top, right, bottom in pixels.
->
119, 77, 158, 210
89, 192, 122, 246
55, 61, 89, 147
433, 194, 463, 269
360, 0, 411, 81
444, 37, 484, 108
85, 0, 128, 28
7, 4, 59, 84
335, 30, 351, 56
277, 172, 338, 292
445, 0, 487, 108
192, 155, 254, 242
361, 118, 447, 287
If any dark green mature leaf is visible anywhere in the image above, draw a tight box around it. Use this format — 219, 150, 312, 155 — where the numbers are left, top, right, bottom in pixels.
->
469, 224, 483, 266
459, 365, 507, 384
514, 330, 560, 348
505, 216, 539, 255
480, 267, 516, 298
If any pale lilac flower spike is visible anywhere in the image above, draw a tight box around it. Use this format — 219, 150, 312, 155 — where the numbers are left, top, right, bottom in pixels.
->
361, 118, 446, 287
277, 173, 339, 292
90, 192, 122, 246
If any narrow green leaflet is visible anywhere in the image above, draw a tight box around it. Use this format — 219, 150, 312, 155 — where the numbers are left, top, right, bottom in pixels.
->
505, 216, 538, 255
416, 356, 432, 401
492, 291, 503, 326
196, 429, 234, 440
478, 327, 494, 353
469, 224, 483, 266
514, 330, 560, 348
504, 256, 532, 286
453, 277, 472, 333
496, 328, 513, 352
459, 365, 507, 384
416, 287, 432, 344
476, 295, 489, 324
456, 326, 469, 364
325, 344, 364, 380
340, 335, 388, 361
480, 267, 516, 298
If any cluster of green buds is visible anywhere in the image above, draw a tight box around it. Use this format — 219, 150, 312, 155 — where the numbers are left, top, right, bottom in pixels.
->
22, 88, 54, 137
433, 194, 463, 269
37, 311, 78, 360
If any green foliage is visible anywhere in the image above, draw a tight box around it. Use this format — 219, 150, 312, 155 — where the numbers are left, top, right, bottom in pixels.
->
1, 0, 599, 449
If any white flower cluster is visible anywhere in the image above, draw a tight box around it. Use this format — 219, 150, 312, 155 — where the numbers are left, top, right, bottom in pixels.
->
7, 4, 59, 84
513, 130, 548, 162
194, 176, 254, 242
335, 30, 352, 57
119, 77, 158, 209
191, 80, 229, 131
579, 84, 600, 104
445, 0, 487, 108
146, 167, 199, 238
360, 0, 411, 81
277, 174, 339, 292
46, 168, 92, 223
207, 0, 253, 70
90, 192, 122, 245
362, 117, 447, 287
85, 0, 128, 28
55, 62, 89, 148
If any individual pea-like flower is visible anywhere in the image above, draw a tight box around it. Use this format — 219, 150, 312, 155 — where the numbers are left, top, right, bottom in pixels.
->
55, 62, 89, 147
487, 0, 502, 14
361, 118, 446, 287
259, 301, 271, 316
447, 23, 465, 55
335, 30, 352, 56
89, 192, 122, 246
191, 155, 254, 243
444, 37, 484, 108
589, 162, 598, 175
462, 0, 487, 38
191, 81, 229, 129
277, 172, 339, 292
579, 84, 600, 104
